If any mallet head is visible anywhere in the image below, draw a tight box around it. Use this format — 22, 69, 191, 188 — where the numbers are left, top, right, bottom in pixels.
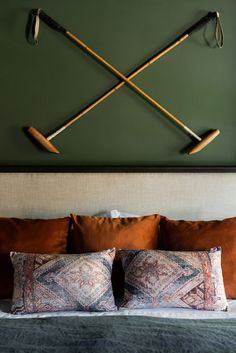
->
28, 127, 60, 154
188, 129, 220, 155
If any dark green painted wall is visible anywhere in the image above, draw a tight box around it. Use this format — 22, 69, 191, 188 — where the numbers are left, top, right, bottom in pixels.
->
0, 0, 235, 166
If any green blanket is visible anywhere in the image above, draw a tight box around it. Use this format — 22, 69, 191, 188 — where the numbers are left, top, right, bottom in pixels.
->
0, 316, 236, 353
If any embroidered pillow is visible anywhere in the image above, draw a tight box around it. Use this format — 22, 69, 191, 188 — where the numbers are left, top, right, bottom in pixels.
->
120, 248, 227, 311
11, 249, 117, 314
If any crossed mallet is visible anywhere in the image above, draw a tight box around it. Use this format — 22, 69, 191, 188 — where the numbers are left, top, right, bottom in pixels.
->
27, 9, 221, 154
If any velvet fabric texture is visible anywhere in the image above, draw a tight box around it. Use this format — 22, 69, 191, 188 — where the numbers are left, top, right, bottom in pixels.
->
159, 216, 236, 299
1, 316, 236, 353
0, 217, 70, 299
70, 214, 160, 297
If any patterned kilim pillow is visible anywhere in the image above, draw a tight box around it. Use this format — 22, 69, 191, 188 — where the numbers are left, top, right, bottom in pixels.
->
11, 249, 117, 314
120, 248, 228, 311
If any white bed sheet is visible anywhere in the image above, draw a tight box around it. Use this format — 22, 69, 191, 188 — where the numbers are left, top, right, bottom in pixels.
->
1, 299, 236, 319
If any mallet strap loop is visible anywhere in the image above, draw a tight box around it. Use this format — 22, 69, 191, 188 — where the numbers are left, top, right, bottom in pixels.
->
32, 8, 41, 45
215, 12, 224, 48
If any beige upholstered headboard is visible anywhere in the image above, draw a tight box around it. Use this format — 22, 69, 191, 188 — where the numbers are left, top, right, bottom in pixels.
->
0, 172, 235, 220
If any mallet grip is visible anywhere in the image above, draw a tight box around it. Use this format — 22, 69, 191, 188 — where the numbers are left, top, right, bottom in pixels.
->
185, 12, 216, 36
38, 10, 67, 33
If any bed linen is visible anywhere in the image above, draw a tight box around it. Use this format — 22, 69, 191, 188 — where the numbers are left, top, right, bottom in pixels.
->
1, 301, 236, 352
1, 315, 236, 353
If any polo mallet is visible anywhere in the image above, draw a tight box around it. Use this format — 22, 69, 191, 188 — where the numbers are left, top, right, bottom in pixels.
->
28, 10, 223, 154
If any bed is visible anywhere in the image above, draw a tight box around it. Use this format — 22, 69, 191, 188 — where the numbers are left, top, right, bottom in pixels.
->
1, 171, 236, 353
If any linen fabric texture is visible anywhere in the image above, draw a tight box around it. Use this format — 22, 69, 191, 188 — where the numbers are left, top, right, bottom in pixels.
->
70, 214, 160, 298
120, 248, 227, 311
0, 217, 70, 299
11, 249, 117, 314
159, 216, 236, 299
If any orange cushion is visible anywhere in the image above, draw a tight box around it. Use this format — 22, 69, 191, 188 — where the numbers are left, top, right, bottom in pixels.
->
70, 214, 161, 297
159, 216, 236, 299
0, 217, 70, 299
70, 214, 160, 252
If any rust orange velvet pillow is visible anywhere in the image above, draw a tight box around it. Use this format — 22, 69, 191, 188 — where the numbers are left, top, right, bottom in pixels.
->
159, 216, 236, 299
70, 214, 161, 297
70, 214, 160, 252
0, 217, 70, 299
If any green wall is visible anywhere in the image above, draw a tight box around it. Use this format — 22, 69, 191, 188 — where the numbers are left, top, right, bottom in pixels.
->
0, 0, 235, 166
